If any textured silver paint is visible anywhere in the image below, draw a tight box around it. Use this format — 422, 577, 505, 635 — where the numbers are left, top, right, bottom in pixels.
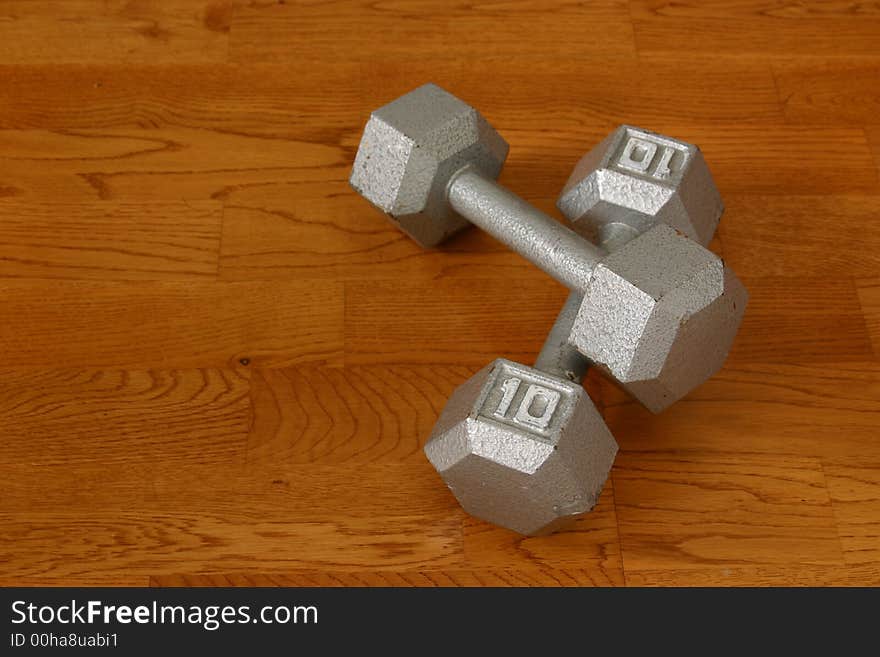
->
349, 83, 509, 247
350, 85, 746, 414
425, 358, 617, 536
557, 126, 723, 248
569, 224, 748, 412
350, 84, 604, 291
447, 168, 602, 291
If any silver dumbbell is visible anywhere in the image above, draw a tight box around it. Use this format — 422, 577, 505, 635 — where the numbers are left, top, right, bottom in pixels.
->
425, 292, 617, 536
554, 126, 746, 408
558, 125, 724, 249
350, 83, 746, 411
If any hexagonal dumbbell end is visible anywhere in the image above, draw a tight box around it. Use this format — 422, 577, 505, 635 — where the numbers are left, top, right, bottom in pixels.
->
557, 126, 723, 247
569, 224, 747, 413
349, 83, 509, 247
424, 359, 617, 536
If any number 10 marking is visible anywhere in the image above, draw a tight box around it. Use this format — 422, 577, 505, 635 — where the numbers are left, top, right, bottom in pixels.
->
493, 377, 561, 432
617, 136, 678, 180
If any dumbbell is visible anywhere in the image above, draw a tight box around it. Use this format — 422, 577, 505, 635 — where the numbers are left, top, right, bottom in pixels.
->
424, 291, 616, 536
557, 125, 724, 249
553, 126, 748, 408
350, 83, 746, 411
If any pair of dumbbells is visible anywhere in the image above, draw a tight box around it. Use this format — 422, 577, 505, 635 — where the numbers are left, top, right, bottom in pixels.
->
349, 84, 747, 535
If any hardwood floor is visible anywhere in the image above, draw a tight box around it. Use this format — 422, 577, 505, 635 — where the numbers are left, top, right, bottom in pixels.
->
1, 1, 878, 587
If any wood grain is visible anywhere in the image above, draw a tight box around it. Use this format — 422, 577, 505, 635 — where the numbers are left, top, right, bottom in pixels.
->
228, 1, 637, 62
0, 127, 344, 203
0, 460, 466, 582
0, 280, 344, 368
1, 1, 879, 587
631, 1, 880, 56
150, 569, 622, 587
344, 277, 568, 366
602, 361, 880, 459
869, 127, 880, 176
719, 195, 880, 278
1, 462, 459, 520
823, 458, 880, 565
0, 368, 250, 467
0, 512, 463, 582
857, 278, 880, 356
730, 276, 874, 363
0, 1, 229, 64
614, 452, 843, 570
626, 565, 880, 587
774, 58, 880, 125
0, 200, 221, 279
245, 366, 466, 465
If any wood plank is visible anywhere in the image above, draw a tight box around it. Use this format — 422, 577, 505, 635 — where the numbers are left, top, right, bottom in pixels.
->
0, 512, 463, 581
344, 278, 568, 366
0, 575, 150, 587
631, 1, 880, 56
774, 57, 880, 125
0, 463, 458, 519
449, 59, 783, 128
0, 172, 93, 203
78, 167, 341, 205
613, 452, 844, 571
246, 366, 470, 465
601, 361, 880, 460
823, 458, 880, 566
0, 369, 249, 467
0, 60, 782, 132
0, 0, 229, 64
0, 201, 221, 280
0, 127, 342, 202
0, 462, 464, 581
150, 568, 621, 587
462, 484, 622, 577
229, 0, 637, 62
729, 276, 874, 363
870, 127, 880, 177
857, 278, 880, 357
627, 565, 880, 587
719, 195, 880, 278
0, 64, 364, 135
0, 280, 343, 368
